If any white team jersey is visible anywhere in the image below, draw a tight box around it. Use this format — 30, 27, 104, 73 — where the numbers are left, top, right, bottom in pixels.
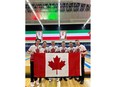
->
41, 47, 49, 53
59, 47, 68, 53
48, 45, 58, 53
67, 47, 75, 53
75, 44, 87, 52
28, 45, 42, 54
75, 44, 87, 57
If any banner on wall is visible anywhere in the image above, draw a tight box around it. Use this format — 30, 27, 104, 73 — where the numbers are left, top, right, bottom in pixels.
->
36, 31, 42, 40
60, 31, 66, 40
25, 30, 90, 41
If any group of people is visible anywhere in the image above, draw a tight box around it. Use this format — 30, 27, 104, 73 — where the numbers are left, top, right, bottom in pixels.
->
27, 39, 88, 87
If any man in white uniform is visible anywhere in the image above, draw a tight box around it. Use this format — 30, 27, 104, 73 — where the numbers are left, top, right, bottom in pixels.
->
59, 41, 68, 81
48, 41, 59, 53
68, 42, 75, 79
48, 41, 59, 81
27, 39, 42, 87
41, 41, 49, 53
41, 41, 50, 80
67, 42, 75, 53
59, 41, 68, 53
75, 40, 88, 84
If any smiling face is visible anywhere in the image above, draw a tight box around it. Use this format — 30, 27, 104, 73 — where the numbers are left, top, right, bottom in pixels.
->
69, 42, 73, 48
35, 39, 40, 45
75, 40, 80, 46
51, 41, 55, 46
42, 41, 47, 47
62, 42, 65, 48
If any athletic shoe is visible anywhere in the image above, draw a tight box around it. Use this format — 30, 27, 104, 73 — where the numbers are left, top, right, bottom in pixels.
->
36, 80, 39, 85
74, 78, 80, 82
64, 78, 67, 81
56, 78, 59, 82
60, 78, 62, 81
69, 77, 73, 80
30, 82, 34, 87
45, 78, 49, 80
49, 79, 52, 82
80, 81, 84, 84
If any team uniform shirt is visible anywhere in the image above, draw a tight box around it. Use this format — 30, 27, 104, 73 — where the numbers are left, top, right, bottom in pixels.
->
59, 47, 68, 53
48, 45, 59, 53
75, 44, 87, 58
67, 47, 75, 53
41, 47, 49, 53
28, 45, 42, 61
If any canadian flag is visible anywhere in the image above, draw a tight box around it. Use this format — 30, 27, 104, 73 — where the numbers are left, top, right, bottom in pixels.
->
34, 53, 81, 77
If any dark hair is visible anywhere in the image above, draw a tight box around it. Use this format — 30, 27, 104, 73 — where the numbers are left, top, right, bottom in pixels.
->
35, 38, 41, 42
75, 40, 79, 42
51, 41, 55, 42
69, 41, 73, 44
62, 41, 65, 43
42, 41, 47, 44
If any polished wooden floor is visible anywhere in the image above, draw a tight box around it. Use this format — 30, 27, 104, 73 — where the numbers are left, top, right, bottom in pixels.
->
25, 78, 90, 87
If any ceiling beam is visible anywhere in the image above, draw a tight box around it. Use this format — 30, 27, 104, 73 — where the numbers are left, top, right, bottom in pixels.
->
26, 0, 44, 29
82, 16, 91, 29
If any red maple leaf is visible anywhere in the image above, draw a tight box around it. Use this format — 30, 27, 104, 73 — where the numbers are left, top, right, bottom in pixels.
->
48, 55, 65, 75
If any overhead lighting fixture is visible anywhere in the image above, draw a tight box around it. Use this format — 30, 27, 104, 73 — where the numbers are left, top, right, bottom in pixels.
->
26, 0, 44, 29
82, 17, 91, 29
